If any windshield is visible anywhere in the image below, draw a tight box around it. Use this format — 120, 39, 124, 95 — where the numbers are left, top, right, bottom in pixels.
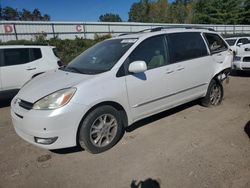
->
64, 39, 135, 74
225, 39, 236, 46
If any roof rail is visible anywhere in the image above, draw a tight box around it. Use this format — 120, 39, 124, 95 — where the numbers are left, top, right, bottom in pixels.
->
118, 26, 215, 36
138, 26, 215, 33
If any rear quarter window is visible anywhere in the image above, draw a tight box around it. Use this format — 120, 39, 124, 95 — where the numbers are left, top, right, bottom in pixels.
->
204, 33, 228, 54
52, 48, 60, 58
30, 48, 42, 61
167, 32, 208, 63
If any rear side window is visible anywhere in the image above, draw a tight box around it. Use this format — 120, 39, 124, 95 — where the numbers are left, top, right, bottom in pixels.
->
3, 48, 30, 66
204, 33, 228, 53
2, 48, 42, 66
167, 32, 208, 63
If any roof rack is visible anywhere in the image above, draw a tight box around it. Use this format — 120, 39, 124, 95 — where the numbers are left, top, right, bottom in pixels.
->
118, 26, 215, 36
139, 26, 215, 33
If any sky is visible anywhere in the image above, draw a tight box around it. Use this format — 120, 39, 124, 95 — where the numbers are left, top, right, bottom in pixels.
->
1, 0, 142, 21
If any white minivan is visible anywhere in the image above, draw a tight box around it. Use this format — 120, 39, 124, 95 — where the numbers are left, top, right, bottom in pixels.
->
11, 28, 233, 153
0, 45, 61, 99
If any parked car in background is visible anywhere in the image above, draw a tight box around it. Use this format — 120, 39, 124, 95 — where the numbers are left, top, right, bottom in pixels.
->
225, 37, 250, 49
225, 37, 250, 71
0, 45, 61, 99
11, 27, 233, 154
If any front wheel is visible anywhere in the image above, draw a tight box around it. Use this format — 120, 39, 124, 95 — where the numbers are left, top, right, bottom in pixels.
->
78, 105, 124, 154
201, 79, 223, 107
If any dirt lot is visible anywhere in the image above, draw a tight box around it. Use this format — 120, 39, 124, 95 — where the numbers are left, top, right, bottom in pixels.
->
0, 74, 250, 188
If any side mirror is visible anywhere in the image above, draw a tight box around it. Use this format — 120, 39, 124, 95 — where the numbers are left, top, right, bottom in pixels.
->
237, 43, 243, 47
128, 61, 147, 74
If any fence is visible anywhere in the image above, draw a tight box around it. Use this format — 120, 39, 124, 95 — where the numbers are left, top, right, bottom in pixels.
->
1, 21, 250, 42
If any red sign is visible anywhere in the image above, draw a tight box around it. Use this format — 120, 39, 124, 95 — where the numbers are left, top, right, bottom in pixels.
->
76, 25, 82, 32
4, 24, 13, 33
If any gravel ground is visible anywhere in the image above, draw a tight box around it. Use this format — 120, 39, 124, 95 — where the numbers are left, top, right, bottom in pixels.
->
0, 74, 250, 188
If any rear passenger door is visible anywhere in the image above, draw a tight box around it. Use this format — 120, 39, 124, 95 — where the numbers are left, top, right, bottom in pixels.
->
166, 32, 214, 103
1, 48, 41, 90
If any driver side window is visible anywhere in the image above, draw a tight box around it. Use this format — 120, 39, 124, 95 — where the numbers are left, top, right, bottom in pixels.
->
128, 35, 169, 71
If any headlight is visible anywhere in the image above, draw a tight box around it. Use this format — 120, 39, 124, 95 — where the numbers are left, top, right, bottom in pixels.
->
33, 88, 76, 110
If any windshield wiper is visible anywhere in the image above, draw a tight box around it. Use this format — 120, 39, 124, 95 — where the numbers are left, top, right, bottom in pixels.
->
64, 66, 83, 74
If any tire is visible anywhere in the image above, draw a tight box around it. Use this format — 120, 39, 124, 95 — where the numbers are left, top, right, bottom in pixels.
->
78, 105, 124, 154
201, 79, 223, 107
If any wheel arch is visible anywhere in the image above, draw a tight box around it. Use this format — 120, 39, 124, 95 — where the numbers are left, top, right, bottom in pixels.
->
213, 67, 231, 84
76, 101, 129, 146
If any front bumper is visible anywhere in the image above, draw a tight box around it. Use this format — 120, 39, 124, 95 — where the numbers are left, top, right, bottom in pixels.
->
11, 97, 87, 149
233, 59, 250, 71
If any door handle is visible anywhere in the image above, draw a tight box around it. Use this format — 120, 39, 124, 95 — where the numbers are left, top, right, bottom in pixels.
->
165, 70, 174, 74
26, 67, 36, 71
176, 67, 184, 71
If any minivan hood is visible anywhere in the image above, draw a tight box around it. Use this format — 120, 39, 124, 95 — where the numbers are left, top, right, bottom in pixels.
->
17, 69, 95, 103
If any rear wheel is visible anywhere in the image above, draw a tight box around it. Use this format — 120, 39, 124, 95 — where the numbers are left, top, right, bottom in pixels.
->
78, 105, 124, 154
201, 79, 223, 107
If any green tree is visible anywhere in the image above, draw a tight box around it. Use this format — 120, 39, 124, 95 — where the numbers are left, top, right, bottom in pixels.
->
242, 0, 250, 24
193, 0, 245, 24
169, 0, 188, 23
148, 0, 169, 23
2, 6, 19, 20
99, 13, 122, 22
20, 9, 32, 21
43, 14, 51, 21
128, 0, 151, 22
32, 8, 42, 21
0, 4, 2, 20
128, 0, 170, 23
0, 6, 51, 21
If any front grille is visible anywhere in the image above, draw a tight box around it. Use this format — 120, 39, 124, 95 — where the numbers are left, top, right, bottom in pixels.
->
243, 57, 250, 62
242, 68, 250, 71
19, 100, 33, 110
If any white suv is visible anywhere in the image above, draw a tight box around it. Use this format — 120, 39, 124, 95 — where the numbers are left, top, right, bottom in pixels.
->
0, 45, 61, 99
225, 37, 250, 71
11, 28, 233, 153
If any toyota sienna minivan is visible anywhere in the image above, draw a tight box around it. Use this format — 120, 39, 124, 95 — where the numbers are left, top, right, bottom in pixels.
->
11, 27, 233, 153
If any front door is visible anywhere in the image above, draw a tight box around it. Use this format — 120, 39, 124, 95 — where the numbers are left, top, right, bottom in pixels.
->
125, 35, 177, 121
